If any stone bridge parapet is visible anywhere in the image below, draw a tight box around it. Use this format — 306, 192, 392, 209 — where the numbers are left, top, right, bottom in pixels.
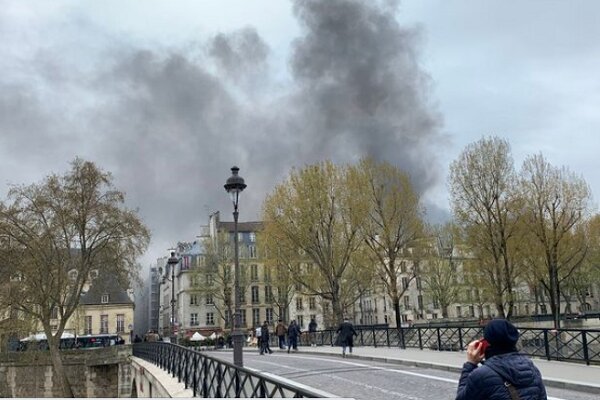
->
0, 345, 133, 397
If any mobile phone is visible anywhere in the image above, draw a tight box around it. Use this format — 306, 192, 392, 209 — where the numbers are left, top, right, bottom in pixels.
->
476, 339, 490, 354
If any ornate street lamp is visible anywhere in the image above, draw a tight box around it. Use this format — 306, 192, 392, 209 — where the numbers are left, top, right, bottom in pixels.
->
166, 251, 180, 344
224, 166, 247, 367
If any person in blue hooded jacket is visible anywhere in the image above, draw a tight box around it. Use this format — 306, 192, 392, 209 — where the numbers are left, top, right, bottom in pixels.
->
456, 319, 547, 400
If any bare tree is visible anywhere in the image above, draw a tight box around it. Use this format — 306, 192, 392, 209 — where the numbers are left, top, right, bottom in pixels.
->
449, 136, 522, 319
519, 154, 591, 328
419, 224, 462, 318
262, 161, 373, 325
0, 158, 150, 397
350, 158, 425, 328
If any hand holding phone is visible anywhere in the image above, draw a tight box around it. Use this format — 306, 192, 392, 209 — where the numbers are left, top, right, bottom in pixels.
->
467, 339, 488, 364
476, 339, 489, 355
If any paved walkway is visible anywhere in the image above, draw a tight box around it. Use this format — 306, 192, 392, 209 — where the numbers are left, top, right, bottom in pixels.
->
297, 345, 600, 394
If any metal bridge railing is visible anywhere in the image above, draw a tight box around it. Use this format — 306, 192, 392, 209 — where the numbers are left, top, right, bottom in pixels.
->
133, 342, 330, 398
292, 325, 600, 365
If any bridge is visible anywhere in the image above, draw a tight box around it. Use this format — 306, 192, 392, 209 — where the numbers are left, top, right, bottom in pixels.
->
1, 324, 599, 397
129, 324, 600, 398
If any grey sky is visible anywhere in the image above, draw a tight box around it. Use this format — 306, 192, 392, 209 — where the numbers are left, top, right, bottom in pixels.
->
1, 0, 599, 268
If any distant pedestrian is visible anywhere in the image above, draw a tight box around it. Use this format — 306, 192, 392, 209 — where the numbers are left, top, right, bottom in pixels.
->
308, 318, 318, 346
456, 318, 547, 400
134, 334, 142, 343
287, 320, 301, 353
255, 325, 262, 350
336, 317, 357, 357
275, 319, 287, 349
260, 321, 273, 355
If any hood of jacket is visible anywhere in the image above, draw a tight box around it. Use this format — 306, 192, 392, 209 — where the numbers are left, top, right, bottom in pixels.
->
484, 352, 536, 387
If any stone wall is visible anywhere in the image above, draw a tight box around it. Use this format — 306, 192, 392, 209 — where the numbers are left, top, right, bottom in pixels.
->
0, 346, 132, 397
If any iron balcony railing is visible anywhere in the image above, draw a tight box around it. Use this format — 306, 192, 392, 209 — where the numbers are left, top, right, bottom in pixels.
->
133, 342, 330, 398
292, 325, 600, 365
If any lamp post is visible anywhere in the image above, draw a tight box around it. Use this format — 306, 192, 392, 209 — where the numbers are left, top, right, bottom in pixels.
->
167, 251, 180, 344
224, 166, 247, 367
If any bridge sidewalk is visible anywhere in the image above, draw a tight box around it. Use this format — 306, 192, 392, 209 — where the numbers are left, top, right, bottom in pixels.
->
297, 345, 600, 394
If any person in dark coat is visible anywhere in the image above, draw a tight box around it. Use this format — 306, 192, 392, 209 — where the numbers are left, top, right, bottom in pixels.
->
275, 319, 287, 349
260, 321, 273, 355
336, 317, 357, 357
456, 319, 547, 400
308, 318, 318, 346
287, 320, 301, 353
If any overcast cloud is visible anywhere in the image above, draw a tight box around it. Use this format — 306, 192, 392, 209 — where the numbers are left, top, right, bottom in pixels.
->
1, 0, 599, 268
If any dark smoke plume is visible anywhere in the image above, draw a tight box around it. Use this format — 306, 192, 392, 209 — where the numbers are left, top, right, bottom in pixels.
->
0, 0, 443, 263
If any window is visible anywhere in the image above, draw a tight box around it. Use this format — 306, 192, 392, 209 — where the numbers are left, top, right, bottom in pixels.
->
264, 266, 271, 282
100, 315, 108, 334
469, 305, 475, 317
224, 310, 231, 328
297, 315, 304, 328
251, 286, 259, 303
101, 294, 109, 304
417, 295, 424, 310
238, 232, 244, 242
85, 316, 93, 335
240, 309, 247, 327
51, 307, 58, 320
206, 294, 214, 305
296, 297, 304, 311
400, 261, 407, 273
191, 313, 198, 326
250, 265, 258, 282
116, 314, 125, 332
416, 277, 422, 290
433, 298, 439, 309
266, 308, 274, 325
403, 295, 410, 308
252, 308, 260, 327
309, 296, 316, 310
239, 288, 246, 304
265, 286, 273, 303
249, 232, 256, 242
402, 277, 409, 290
190, 294, 199, 306
248, 245, 257, 258
456, 306, 462, 317
206, 274, 214, 286
206, 312, 214, 325
432, 313, 438, 319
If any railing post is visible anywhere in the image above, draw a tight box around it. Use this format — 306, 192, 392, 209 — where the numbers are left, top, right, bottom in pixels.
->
418, 328, 423, 350
581, 331, 590, 366
544, 329, 550, 361
458, 328, 464, 351
360, 328, 364, 345
372, 325, 377, 348
399, 326, 406, 349
386, 327, 390, 347
436, 328, 442, 351
202, 357, 209, 397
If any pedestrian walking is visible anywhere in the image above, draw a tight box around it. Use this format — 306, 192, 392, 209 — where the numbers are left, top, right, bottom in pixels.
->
260, 321, 273, 355
336, 317, 357, 357
287, 320, 301, 353
255, 325, 262, 350
275, 319, 287, 349
308, 318, 318, 346
456, 318, 547, 400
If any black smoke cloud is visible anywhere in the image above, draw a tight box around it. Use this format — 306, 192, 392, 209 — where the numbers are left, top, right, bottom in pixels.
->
0, 0, 443, 263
